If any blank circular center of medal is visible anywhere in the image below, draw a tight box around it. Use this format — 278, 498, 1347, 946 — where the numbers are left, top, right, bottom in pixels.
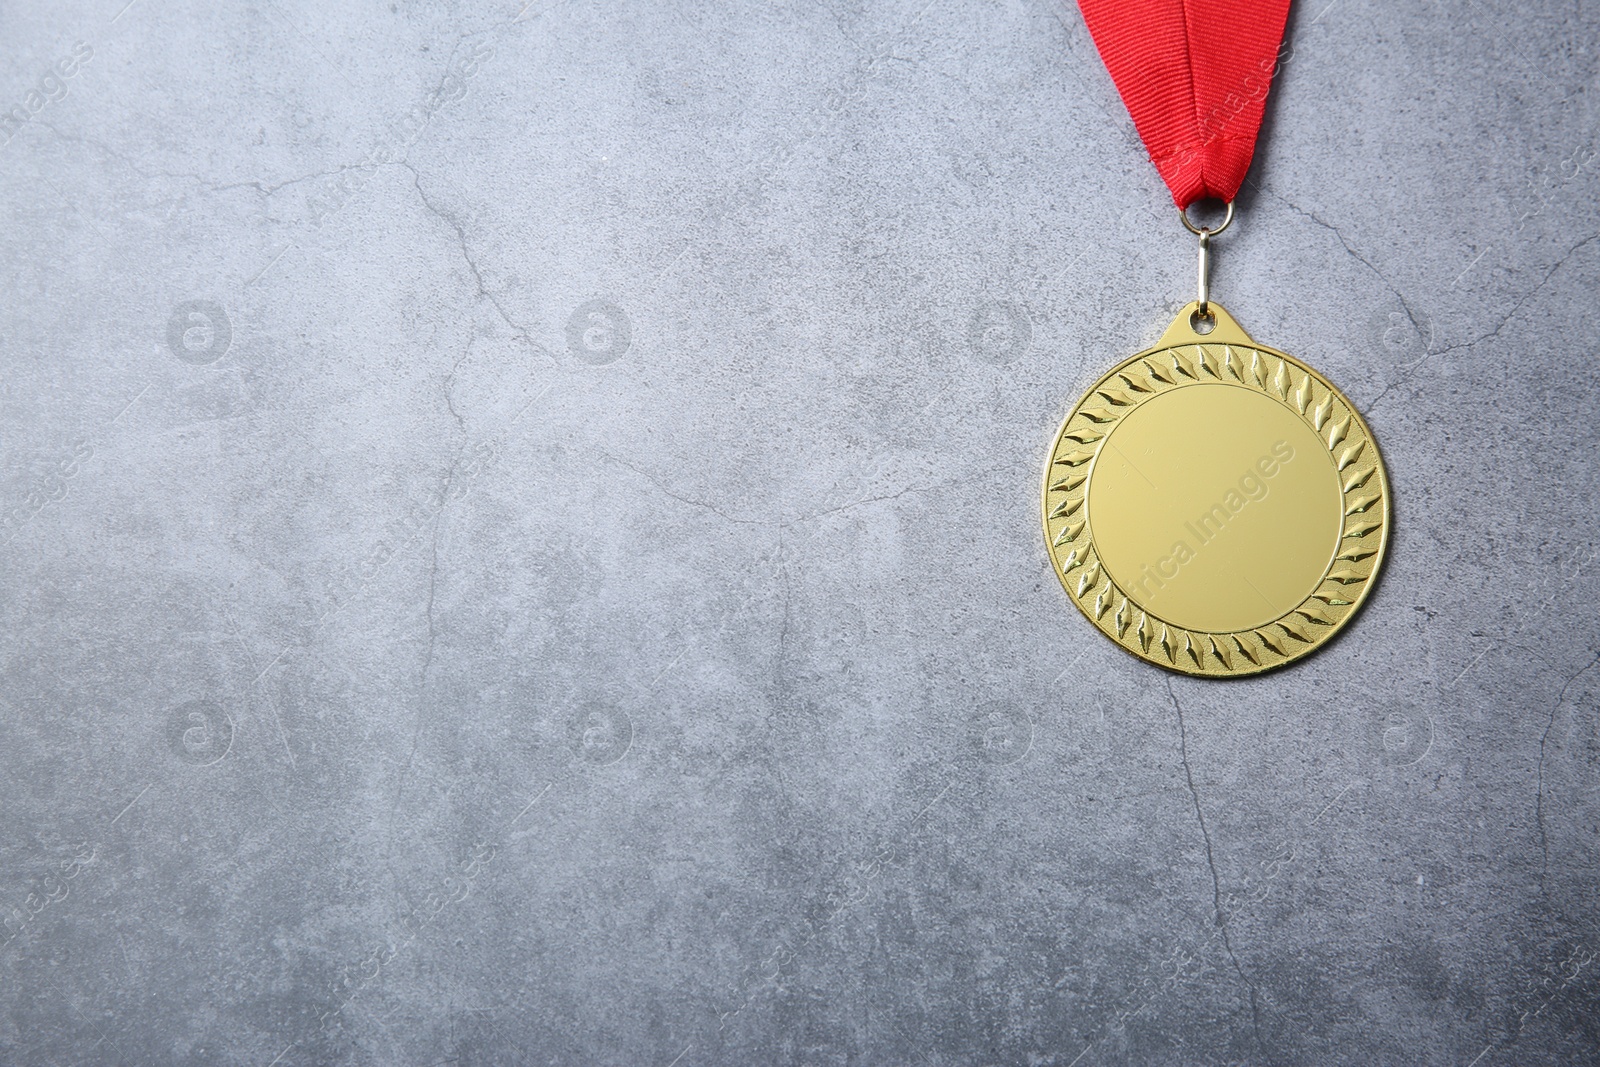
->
1087, 383, 1343, 633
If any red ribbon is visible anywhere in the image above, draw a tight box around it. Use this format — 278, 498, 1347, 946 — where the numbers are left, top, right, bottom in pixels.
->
1077, 0, 1292, 209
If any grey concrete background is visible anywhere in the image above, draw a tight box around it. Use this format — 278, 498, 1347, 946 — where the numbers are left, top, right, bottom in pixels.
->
1, 0, 1596, 1063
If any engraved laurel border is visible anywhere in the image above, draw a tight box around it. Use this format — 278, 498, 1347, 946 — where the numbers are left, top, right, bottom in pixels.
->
1043, 339, 1390, 677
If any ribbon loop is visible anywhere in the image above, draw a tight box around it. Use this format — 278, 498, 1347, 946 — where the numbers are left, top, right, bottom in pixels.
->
1077, 0, 1292, 209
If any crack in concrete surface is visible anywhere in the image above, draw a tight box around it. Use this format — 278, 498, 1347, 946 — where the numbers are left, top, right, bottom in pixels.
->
1165, 677, 1267, 1056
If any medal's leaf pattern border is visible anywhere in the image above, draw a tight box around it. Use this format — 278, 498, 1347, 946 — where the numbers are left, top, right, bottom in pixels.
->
1043, 340, 1390, 677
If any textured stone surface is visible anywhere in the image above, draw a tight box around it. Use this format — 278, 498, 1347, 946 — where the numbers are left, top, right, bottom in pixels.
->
1, 0, 1597, 1063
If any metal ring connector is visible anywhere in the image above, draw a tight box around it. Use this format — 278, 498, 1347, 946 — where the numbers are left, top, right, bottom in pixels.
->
1182, 201, 1234, 318
1180, 200, 1234, 237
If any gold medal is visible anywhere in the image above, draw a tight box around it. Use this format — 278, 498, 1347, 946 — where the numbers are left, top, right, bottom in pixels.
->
1043, 219, 1389, 676
1050, 0, 1386, 675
